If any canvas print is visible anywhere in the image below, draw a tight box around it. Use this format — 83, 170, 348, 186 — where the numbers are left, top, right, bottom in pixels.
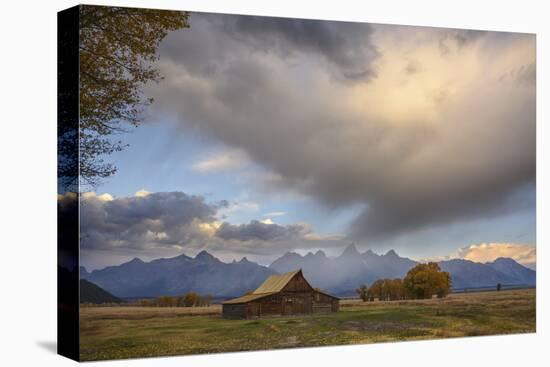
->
57, 4, 536, 362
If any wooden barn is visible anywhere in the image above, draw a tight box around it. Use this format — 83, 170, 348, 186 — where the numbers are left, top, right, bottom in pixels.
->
222, 269, 339, 318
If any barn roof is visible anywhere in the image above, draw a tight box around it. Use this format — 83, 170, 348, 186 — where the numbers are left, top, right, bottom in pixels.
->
222, 292, 277, 304
252, 269, 302, 294
316, 289, 340, 300
222, 270, 302, 305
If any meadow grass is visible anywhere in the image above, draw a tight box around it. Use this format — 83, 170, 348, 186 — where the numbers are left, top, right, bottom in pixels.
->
79, 288, 535, 361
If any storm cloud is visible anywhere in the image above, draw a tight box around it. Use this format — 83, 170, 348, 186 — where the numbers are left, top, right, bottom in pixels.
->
216, 220, 309, 242
160, 12, 378, 81
75, 191, 220, 251
60, 191, 345, 268
147, 15, 535, 241
230, 15, 379, 80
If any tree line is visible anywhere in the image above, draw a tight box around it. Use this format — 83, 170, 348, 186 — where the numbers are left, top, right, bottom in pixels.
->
136, 292, 213, 307
356, 262, 451, 301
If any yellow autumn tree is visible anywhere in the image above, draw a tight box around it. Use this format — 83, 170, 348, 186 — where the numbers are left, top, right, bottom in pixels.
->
403, 262, 451, 299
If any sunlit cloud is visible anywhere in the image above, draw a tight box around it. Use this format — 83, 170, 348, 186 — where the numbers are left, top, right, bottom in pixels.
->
135, 189, 151, 197
152, 16, 535, 240
458, 243, 536, 269
81, 191, 114, 202
191, 149, 249, 173
62, 190, 346, 270
80, 15, 535, 270
420, 243, 536, 269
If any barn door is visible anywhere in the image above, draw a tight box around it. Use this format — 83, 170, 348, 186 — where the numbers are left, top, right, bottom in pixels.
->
283, 297, 293, 315
248, 303, 260, 317
298, 296, 312, 314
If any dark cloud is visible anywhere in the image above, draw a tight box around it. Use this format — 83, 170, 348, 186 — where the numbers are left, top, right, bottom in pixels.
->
454, 30, 486, 46
160, 12, 379, 81
351, 182, 536, 239
438, 29, 487, 54
74, 192, 220, 251
61, 192, 344, 266
150, 16, 535, 242
499, 62, 536, 86
216, 220, 308, 242
230, 16, 379, 80
436, 29, 533, 58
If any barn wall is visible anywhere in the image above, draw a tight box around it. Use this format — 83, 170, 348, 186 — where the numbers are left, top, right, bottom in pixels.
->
222, 304, 247, 318
247, 302, 260, 317
223, 273, 340, 318
312, 291, 338, 313
256, 294, 283, 316
312, 304, 332, 313
282, 273, 313, 292
280, 293, 313, 315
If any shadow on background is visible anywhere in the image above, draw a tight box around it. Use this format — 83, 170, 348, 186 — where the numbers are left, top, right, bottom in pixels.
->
36, 340, 57, 354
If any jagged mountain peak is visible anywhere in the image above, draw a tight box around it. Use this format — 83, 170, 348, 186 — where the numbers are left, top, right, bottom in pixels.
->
174, 252, 192, 260
195, 250, 215, 261
363, 249, 376, 256
285, 250, 301, 256
385, 249, 398, 257
279, 251, 302, 260
315, 250, 327, 257
304, 250, 327, 259
127, 257, 144, 265
340, 242, 360, 257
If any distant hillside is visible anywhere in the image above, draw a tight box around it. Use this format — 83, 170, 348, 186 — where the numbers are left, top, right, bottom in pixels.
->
80, 279, 124, 304
487, 257, 536, 284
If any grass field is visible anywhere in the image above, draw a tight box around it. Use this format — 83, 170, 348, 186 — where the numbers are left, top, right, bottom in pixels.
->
79, 289, 535, 361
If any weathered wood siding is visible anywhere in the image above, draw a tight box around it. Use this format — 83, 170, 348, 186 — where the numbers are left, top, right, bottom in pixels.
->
256, 294, 283, 316
223, 271, 339, 318
281, 272, 314, 292
281, 293, 312, 315
312, 291, 338, 313
222, 304, 247, 318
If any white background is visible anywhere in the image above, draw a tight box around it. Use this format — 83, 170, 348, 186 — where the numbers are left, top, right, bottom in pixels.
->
0, 0, 547, 365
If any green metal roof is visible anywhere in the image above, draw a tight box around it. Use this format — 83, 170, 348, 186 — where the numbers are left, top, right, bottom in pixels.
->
252, 269, 301, 294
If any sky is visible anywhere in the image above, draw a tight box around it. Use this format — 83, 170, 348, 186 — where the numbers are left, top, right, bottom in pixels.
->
71, 11, 536, 271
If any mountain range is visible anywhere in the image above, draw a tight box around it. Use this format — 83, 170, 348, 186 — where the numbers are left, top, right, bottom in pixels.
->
80, 244, 535, 298
271, 244, 535, 294
80, 251, 275, 298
